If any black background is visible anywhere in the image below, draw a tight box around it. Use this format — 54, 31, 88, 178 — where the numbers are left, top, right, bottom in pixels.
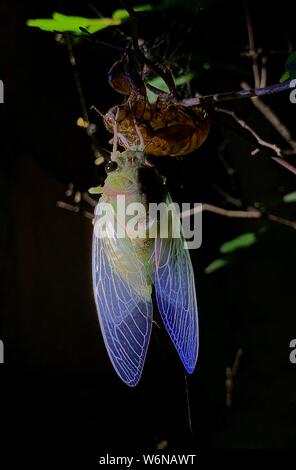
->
1, 0, 296, 460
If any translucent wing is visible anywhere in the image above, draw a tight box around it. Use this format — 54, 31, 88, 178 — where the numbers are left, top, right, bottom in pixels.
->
154, 200, 199, 373
92, 205, 153, 386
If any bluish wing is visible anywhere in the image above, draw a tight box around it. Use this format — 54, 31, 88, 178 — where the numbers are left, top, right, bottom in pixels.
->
92, 208, 153, 387
153, 203, 199, 374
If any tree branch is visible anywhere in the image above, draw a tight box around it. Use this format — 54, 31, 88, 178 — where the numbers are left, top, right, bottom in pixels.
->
243, 1, 260, 88
181, 204, 296, 229
214, 107, 296, 176
65, 36, 108, 163
215, 107, 283, 156
241, 81, 296, 153
182, 81, 292, 107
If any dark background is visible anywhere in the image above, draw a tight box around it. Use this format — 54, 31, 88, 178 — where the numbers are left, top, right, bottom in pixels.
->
1, 0, 296, 459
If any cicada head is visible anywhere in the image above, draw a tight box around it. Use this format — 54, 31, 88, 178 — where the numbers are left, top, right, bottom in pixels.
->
103, 149, 145, 196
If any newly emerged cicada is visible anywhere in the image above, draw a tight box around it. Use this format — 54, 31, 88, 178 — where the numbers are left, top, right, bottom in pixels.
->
91, 149, 199, 386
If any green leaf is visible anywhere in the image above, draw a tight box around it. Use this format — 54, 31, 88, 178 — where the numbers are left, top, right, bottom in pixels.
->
112, 4, 153, 20
27, 19, 60, 32
148, 72, 194, 91
283, 191, 296, 203
27, 12, 122, 34
27, 6, 153, 34
146, 72, 194, 103
174, 73, 195, 86
204, 258, 230, 274
279, 71, 290, 83
279, 51, 296, 81
147, 76, 170, 94
205, 229, 268, 274
286, 51, 296, 78
219, 232, 257, 254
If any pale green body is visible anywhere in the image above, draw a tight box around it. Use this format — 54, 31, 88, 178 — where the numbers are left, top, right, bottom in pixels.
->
100, 150, 155, 300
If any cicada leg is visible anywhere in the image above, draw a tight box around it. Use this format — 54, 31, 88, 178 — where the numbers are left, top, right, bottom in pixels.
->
111, 107, 120, 159
132, 116, 145, 150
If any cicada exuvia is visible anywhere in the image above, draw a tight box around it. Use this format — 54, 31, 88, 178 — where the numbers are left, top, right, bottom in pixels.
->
103, 54, 210, 157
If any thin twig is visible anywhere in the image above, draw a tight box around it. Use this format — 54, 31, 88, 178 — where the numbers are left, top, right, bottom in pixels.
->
243, 1, 260, 88
212, 183, 243, 208
182, 204, 296, 229
66, 38, 89, 124
270, 157, 296, 176
82, 191, 97, 207
241, 81, 296, 153
181, 203, 262, 219
267, 213, 296, 229
56, 201, 80, 213
215, 106, 296, 175
119, 0, 177, 95
226, 348, 243, 408
65, 36, 107, 162
215, 107, 283, 156
215, 141, 246, 205
182, 81, 292, 107
260, 56, 267, 88
184, 374, 193, 435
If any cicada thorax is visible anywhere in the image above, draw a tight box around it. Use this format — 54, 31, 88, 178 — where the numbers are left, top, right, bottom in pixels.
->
100, 151, 171, 289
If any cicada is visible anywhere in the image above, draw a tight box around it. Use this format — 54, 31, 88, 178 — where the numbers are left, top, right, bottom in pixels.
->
92, 149, 199, 386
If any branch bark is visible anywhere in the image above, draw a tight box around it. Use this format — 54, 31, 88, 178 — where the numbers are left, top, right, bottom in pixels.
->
182, 81, 292, 107
182, 204, 296, 229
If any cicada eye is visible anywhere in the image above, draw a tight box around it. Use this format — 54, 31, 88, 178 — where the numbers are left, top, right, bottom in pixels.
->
105, 161, 118, 173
